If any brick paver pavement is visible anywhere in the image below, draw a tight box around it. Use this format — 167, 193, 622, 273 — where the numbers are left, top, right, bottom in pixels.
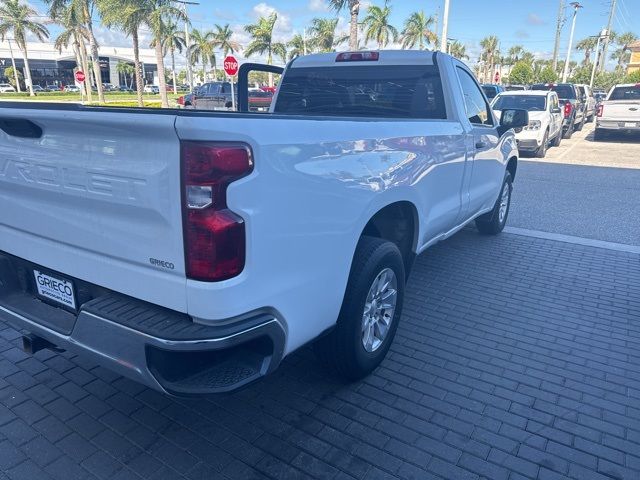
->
1, 229, 639, 480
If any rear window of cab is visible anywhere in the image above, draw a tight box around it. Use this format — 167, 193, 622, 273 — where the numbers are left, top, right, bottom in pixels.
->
274, 65, 447, 119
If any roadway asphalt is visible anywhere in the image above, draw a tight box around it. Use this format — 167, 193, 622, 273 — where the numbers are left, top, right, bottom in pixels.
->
509, 123, 640, 246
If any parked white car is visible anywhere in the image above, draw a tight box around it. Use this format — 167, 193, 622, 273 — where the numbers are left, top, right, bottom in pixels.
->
0, 83, 16, 93
595, 83, 640, 140
0, 51, 528, 396
492, 90, 563, 157
64, 85, 81, 93
144, 85, 160, 94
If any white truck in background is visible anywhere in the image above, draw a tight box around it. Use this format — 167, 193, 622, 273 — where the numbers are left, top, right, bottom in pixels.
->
595, 83, 640, 140
0, 51, 527, 395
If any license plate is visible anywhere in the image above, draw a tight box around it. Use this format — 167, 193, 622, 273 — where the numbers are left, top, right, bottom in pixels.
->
33, 270, 76, 309
624, 122, 637, 128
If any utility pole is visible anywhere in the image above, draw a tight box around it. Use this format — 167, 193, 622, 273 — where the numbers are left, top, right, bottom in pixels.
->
562, 2, 582, 82
590, 30, 607, 88
303, 28, 307, 55
600, 0, 617, 72
172, 0, 198, 91
6, 38, 21, 93
552, 0, 565, 71
440, 0, 450, 53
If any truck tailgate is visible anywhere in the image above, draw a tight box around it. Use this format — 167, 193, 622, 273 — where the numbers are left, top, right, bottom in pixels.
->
601, 100, 640, 123
0, 107, 187, 311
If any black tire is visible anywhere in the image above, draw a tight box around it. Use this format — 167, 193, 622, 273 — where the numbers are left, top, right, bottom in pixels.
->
315, 236, 405, 381
551, 129, 562, 147
535, 130, 549, 158
587, 114, 594, 123
563, 122, 574, 139
575, 116, 585, 131
475, 171, 513, 235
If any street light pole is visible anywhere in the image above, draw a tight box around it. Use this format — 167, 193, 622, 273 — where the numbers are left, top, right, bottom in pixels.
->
590, 30, 607, 88
6, 38, 21, 93
172, 0, 198, 91
440, 0, 450, 53
562, 2, 582, 83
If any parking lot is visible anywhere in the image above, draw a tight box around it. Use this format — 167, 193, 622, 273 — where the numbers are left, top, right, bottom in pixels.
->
0, 123, 638, 480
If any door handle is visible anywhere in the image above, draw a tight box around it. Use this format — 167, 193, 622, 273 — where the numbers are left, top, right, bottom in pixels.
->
475, 141, 487, 149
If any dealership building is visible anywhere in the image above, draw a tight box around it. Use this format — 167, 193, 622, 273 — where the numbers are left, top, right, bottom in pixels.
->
0, 41, 158, 88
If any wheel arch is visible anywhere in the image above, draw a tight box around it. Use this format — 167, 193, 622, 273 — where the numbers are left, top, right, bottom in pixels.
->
359, 200, 419, 279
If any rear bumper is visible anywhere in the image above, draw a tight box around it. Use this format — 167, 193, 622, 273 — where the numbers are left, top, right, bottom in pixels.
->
596, 120, 640, 131
0, 253, 286, 396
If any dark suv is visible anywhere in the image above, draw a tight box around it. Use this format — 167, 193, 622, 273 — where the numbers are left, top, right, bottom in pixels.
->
193, 82, 236, 110
530, 83, 585, 139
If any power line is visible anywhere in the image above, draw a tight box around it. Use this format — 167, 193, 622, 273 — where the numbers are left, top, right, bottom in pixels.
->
600, 0, 617, 72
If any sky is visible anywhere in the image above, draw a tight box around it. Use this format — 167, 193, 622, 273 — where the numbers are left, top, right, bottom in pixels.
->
28, 0, 639, 68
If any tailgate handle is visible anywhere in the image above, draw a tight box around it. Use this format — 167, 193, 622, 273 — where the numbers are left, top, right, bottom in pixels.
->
0, 118, 43, 139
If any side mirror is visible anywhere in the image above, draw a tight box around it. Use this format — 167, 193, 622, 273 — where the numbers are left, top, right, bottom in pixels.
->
498, 109, 529, 136
551, 106, 562, 114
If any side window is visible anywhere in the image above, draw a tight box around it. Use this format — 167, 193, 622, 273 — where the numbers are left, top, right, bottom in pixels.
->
456, 67, 493, 126
207, 83, 220, 95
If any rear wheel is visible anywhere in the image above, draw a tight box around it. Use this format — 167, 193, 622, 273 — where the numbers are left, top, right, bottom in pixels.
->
551, 129, 562, 147
315, 236, 405, 380
576, 116, 585, 131
563, 122, 574, 139
475, 171, 513, 235
535, 131, 549, 158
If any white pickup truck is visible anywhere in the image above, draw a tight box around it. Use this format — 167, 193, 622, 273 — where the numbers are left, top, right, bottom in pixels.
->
595, 83, 640, 140
0, 51, 527, 395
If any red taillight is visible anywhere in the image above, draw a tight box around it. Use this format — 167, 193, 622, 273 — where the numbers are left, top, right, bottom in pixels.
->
564, 102, 572, 118
181, 142, 253, 281
597, 104, 604, 117
336, 51, 379, 62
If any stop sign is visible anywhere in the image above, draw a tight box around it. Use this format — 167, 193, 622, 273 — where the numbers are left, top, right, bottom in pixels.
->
75, 70, 86, 83
223, 56, 239, 77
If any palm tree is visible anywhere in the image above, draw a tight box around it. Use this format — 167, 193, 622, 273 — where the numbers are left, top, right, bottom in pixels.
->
0, 0, 50, 97
576, 37, 597, 66
144, 1, 187, 108
362, 1, 398, 49
189, 29, 215, 83
507, 45, 524, 64
287, 33, 307, 60
152, 19, 185, 94
52, 3, 92, 99
46, 0, 106, 103
611, 32, 638, 70
98, 0, 146, 106
116, 60, 135, 87
309, 18, 347, 52
400, 11, 436, 50
448, 40, 468, 60
480, 35, 500, 83
245, 13, 287, 85
212, 23, 240, 58
328, 0, 360, 51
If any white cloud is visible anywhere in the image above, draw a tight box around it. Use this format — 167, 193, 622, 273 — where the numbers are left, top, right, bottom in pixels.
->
308, 0, 329, 12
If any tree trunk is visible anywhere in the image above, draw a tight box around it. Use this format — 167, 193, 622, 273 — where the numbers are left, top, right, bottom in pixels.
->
268, 51, 274, 87
86, 18, 105, 103
72, 38, 83, 97
349, 1, 359, 50
132, 29, 144, 107
80, 41, 92, 102
21, 44, 35, 97
154, 40, 169, 108
171, 48, 177, 95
